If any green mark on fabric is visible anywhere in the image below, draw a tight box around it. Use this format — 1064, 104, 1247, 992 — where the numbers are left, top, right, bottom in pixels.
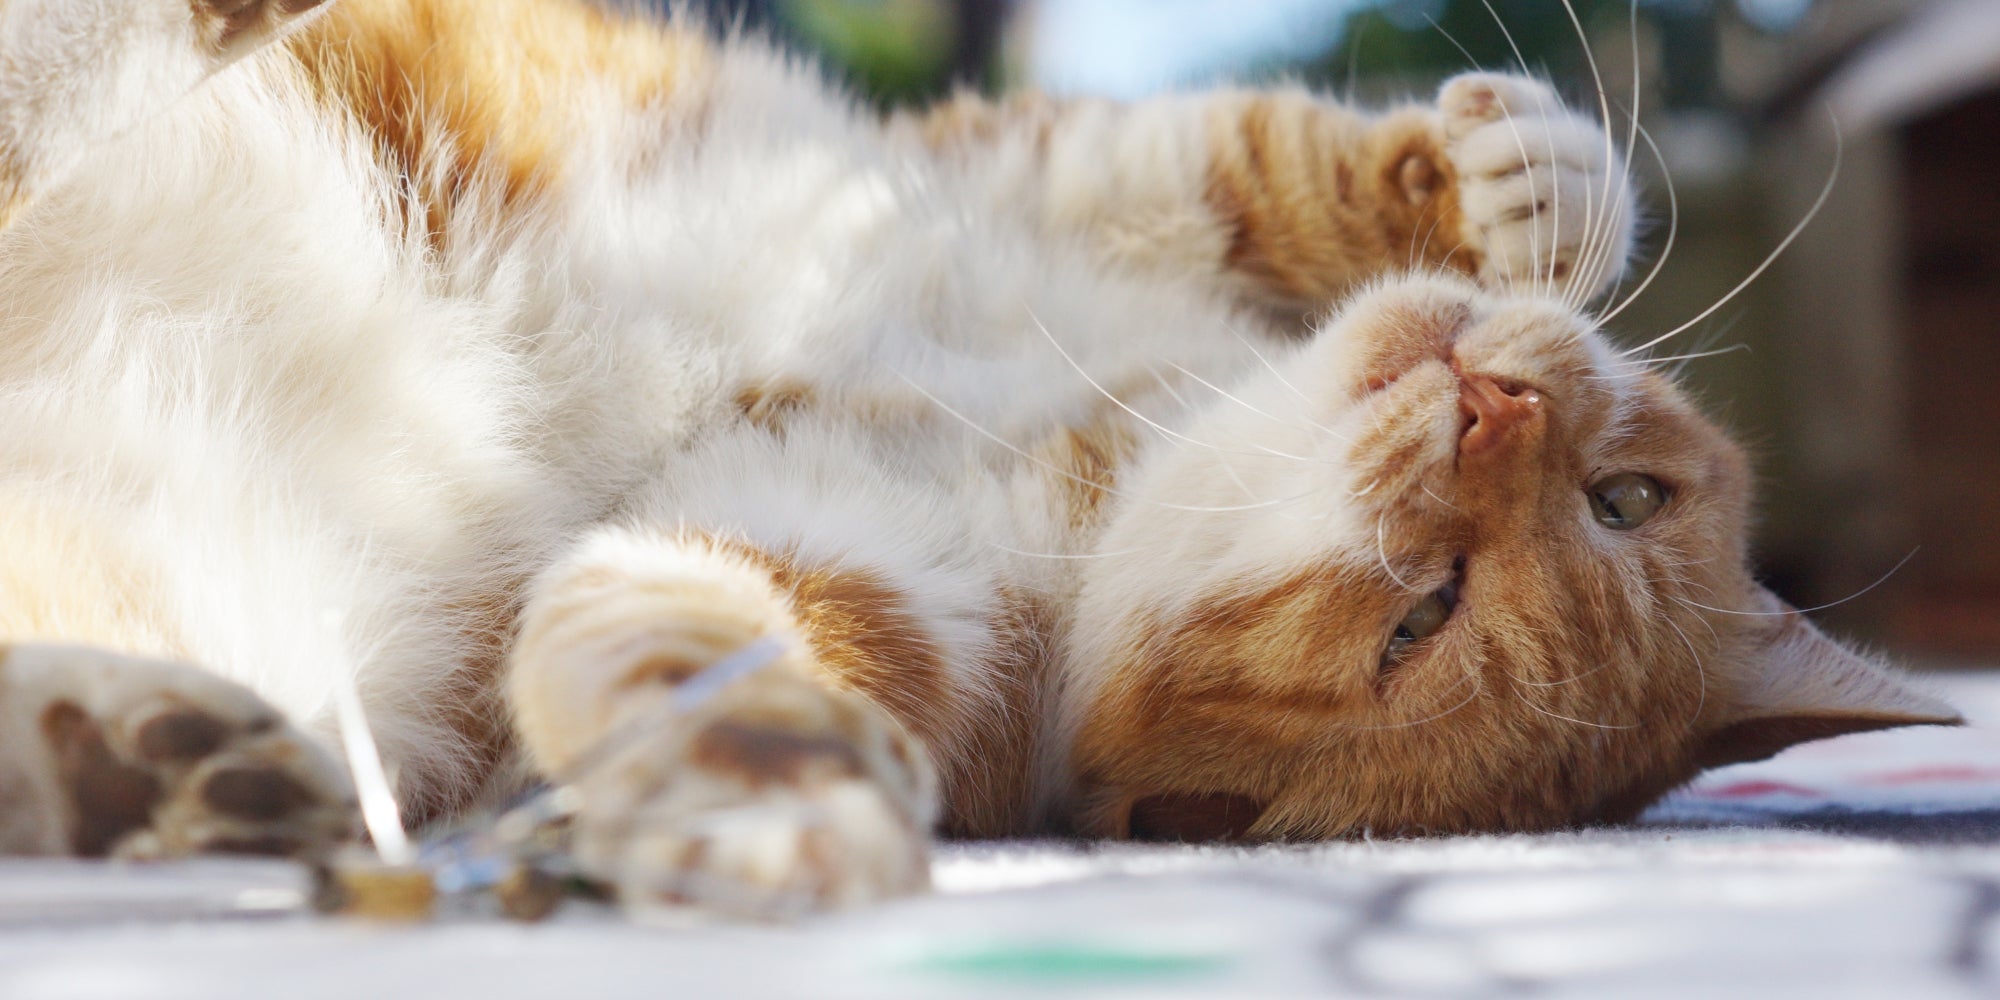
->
904, 942, 1232, 984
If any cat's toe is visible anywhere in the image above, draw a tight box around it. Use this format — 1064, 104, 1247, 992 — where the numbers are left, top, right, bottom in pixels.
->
10, 645, 357, 860
607, 775, 928, 920
1435, 72, 1634, 301
573, 688, 934, 920
1439, 73, 1565, 141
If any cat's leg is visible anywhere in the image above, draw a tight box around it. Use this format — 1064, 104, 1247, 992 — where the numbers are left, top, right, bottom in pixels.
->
908, 73, 1631, 319
508, 527, 953, 915
0, 0, 331, 228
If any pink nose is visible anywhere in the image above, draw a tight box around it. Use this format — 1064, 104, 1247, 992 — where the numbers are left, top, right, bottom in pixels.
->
1458, 371, 1541, 455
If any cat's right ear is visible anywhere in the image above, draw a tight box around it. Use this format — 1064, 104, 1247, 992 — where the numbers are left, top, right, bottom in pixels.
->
1696, 590, 1960, 770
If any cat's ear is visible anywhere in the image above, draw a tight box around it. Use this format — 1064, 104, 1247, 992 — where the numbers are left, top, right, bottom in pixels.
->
1697, 591, 1960, 770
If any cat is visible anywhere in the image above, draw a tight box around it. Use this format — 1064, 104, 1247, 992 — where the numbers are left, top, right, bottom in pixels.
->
0, 0, 1958, 913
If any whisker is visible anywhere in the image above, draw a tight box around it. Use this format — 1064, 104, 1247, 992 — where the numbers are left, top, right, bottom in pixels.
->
1515, 689, 1640, 731
1622, 108, 1844, 357
1024, 306, 1201, 452
1162, 361, 1286, 424
1029, 308, 1329, 465
1434, 9, 1546, 288
1375, 518, 1420, 593
1508, 660, 1613, 689
1337, 670, 1483, 732
1662, 610, 1708, 734
1555, 0, 1627, 312
1597, 0, 1647, 309
893, 373, 1314, 514
1615, 343, 1751, 368
1223, 328, 1349, 440
1677, 548, 1918, 617
1595, 117, 1680, 326
1470, 1, 1550, 287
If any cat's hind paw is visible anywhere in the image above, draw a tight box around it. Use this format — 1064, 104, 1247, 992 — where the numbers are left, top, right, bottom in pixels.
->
1, 645, 357, 859
1438, 72, 1635, 302
573, 672, 934, 920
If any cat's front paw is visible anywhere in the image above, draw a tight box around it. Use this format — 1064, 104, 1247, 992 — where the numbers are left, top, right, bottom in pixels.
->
1438, 73, 1634, 301
1, 645, 357, 858
573, 673, 935, 920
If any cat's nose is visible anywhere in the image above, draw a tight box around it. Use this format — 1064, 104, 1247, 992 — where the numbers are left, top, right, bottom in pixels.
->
1457, 371, 1543, 455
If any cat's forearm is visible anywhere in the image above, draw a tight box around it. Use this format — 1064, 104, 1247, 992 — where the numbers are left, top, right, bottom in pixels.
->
905, 89, 1473, 324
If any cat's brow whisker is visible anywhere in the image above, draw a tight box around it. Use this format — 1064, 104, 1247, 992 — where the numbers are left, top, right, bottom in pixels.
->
893, 372, 1311, 514
1375, 518, 1420, 593
1621, 109, 1843, 358
1421, 484, 1461, 512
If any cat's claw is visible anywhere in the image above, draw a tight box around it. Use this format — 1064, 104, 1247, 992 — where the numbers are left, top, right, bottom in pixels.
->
1, 645, 357, 859
1437, 72, 1635, 302
572, 675, 934, 920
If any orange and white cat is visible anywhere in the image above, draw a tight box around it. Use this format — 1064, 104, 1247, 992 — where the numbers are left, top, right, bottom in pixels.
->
0, 0, 1957, 911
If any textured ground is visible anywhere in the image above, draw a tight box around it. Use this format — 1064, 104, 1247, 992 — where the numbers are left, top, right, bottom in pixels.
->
5, 671, 2000, 999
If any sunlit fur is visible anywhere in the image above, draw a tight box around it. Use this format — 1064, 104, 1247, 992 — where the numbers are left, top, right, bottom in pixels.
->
0, 0, 1956, 886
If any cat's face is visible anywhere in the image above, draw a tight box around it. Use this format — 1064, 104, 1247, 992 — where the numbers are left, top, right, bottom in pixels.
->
1063, 274, 1956, 841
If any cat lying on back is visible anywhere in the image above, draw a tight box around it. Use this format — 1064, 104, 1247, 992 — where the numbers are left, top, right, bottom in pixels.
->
0, 0, 1956, 912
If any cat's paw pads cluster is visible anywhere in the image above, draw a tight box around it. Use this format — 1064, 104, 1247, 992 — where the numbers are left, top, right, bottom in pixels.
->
14, 646, 357, 859
574, 676, 934, 919
1436, 72, 1634, 302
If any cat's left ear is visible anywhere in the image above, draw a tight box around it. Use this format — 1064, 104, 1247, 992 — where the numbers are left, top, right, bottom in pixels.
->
1697, 589, 1961, 770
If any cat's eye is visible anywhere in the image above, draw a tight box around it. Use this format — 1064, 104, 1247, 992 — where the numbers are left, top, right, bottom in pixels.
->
1384, 581, 1458, 666
1587, 473, 1668, 530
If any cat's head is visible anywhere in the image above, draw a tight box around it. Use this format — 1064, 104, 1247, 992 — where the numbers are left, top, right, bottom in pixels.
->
1061, 273, 1956, 841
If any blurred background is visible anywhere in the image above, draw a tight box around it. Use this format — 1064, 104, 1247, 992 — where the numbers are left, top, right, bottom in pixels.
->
683, 0, 2000, 665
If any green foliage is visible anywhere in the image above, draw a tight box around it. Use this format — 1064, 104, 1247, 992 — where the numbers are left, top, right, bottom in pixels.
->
779, 0, 957, 106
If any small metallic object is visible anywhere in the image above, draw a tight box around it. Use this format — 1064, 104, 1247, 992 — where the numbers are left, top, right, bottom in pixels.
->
317, 847, 437, 921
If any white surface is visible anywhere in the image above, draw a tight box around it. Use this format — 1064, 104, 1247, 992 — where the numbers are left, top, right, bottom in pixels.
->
6, 671, 2000, 998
